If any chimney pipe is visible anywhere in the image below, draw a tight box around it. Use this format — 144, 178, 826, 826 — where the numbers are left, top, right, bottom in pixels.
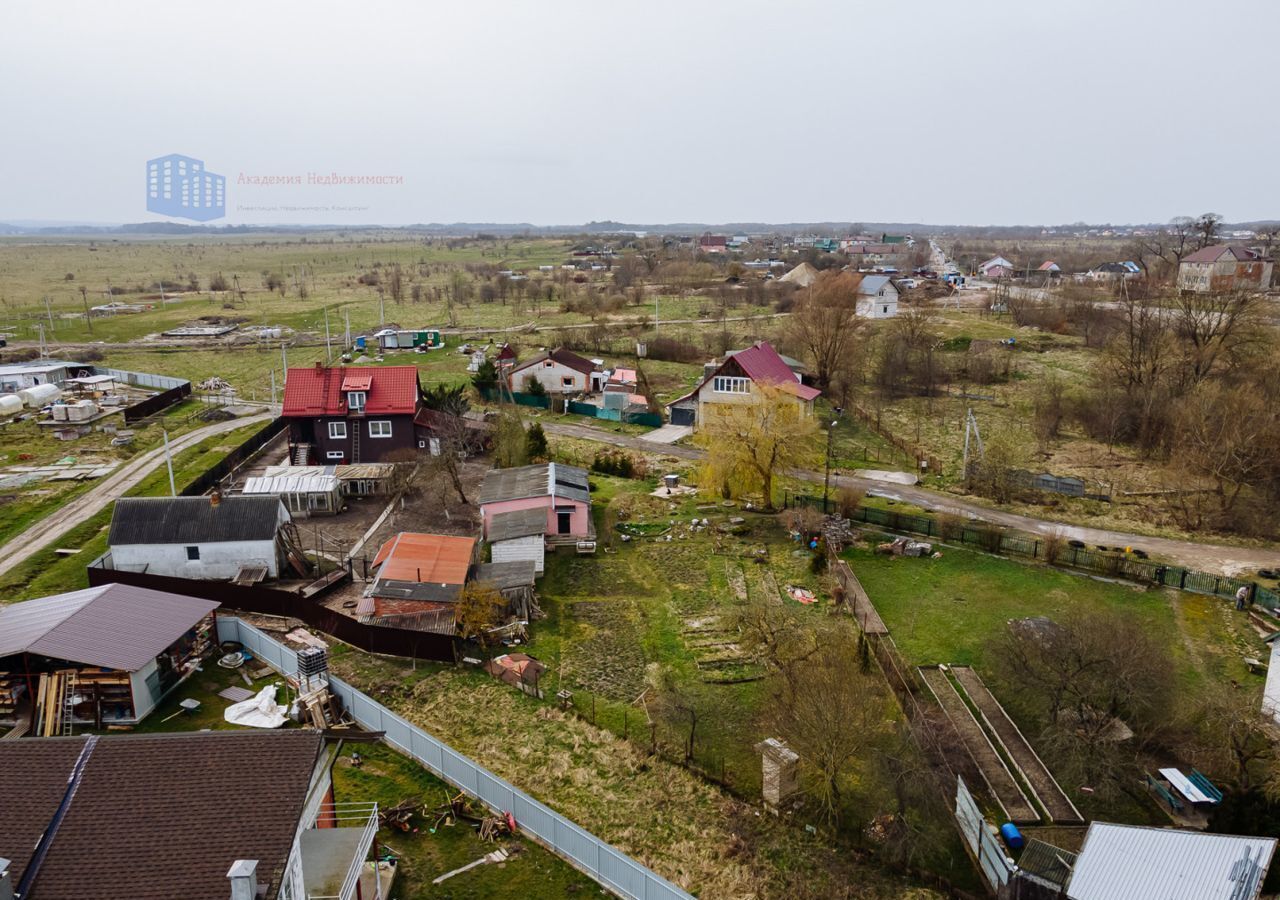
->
227, 860, 258, 900
314, 360, 323, 371
0, 858, 15, 900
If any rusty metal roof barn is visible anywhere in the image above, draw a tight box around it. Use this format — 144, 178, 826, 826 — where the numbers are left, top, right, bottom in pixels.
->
0, 583, 219, 673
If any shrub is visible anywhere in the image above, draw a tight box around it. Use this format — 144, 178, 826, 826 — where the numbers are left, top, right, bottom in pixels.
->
591, 449, 647, 479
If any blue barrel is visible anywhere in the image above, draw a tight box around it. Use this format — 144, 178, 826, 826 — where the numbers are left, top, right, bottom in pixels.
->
355, 336, 366, 350
1000, 822, 1025, 850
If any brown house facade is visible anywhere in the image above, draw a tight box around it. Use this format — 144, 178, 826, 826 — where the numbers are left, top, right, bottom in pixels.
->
282, 365, 425, 465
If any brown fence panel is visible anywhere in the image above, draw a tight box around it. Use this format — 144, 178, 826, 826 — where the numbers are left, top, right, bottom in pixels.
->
87, 566, 457, 662
124, 382, 193, 423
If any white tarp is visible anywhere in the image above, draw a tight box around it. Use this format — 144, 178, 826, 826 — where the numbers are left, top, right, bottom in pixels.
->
224, 684, 288, 729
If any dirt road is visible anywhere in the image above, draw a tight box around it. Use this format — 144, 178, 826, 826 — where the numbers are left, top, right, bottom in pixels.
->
0, 413, 273, 579
540, 420, 1280, 575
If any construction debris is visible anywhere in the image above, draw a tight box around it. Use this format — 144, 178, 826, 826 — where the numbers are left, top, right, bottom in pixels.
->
875, 537, 933, 557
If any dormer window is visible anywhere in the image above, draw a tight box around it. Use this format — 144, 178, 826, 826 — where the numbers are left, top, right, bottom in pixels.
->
347, 391, 366, 411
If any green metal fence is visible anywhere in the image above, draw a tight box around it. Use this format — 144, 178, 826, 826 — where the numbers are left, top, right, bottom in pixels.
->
786, 492, 1276, 612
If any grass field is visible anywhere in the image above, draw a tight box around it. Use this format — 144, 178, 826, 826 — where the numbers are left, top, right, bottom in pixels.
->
842, 540, 1267, 821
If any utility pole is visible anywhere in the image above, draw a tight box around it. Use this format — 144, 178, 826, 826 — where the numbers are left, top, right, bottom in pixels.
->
324, 307, 332, 363
79, 286, 93, 334
823, 407, 844, 514
163, 429, 176, 497
270, 369, 277, 406
343, 310, 351, 350
281, 342, 288, 375
44, 295, 54, 329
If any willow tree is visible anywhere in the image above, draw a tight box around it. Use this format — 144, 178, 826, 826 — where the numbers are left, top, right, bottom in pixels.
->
696, 382, 819, 510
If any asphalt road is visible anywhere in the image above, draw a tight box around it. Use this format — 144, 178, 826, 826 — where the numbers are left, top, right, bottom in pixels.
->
0, 412, 274, 579
540, 420, 1280, 575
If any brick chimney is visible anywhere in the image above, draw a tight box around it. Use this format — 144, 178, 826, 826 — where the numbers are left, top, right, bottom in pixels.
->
210, 489, 221, 508
227, 860, 258, 900
314, 360, 323, 371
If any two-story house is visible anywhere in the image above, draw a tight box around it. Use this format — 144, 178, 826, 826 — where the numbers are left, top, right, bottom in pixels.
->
1177, 244, 1274, 294
666, 341, 820, 428
282, 364, 425, 464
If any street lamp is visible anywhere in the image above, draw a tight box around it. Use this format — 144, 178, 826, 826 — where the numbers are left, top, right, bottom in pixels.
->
823, 406, 844, 514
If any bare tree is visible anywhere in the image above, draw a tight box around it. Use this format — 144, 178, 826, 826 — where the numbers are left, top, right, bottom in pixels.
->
784, 270, 867, 396
766, 624, 890, 826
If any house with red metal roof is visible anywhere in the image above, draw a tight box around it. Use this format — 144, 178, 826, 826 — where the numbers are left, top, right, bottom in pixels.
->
666, 341, 821, 429
1177, 244, 1274, 294
282, 363, 425, 464
357, 532, 480, 617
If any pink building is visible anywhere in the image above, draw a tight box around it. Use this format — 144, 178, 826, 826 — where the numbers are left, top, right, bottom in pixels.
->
479, 462, 594, 544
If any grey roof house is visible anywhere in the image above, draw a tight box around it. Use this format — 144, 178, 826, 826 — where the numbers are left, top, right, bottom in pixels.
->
479, 462, 594, 546
0, 731, 380, 900
105, 495, 297, 581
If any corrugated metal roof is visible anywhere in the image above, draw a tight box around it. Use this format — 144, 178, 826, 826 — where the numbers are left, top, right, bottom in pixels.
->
475, 560, 537, 591
0, 584, 218, 671
487, 507, 548, 543
479, 463, 590, 505
243, 473, 340, 495
1067, 822, 1276, 900
372, 532, 475, 585
109, 496, 287, 545
263, 463, 394, 480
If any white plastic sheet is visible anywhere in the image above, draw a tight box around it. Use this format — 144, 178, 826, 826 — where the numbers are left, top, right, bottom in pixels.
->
223, 684, 288, 729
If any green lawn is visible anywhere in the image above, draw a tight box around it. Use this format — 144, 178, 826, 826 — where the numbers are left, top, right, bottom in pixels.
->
842, 541, 1267, 822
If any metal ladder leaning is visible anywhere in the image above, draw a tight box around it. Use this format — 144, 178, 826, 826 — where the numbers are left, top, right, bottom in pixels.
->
62, 671, 77, 736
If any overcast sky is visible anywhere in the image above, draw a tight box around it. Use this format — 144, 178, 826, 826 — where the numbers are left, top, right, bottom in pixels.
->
1, 0, 1276, 227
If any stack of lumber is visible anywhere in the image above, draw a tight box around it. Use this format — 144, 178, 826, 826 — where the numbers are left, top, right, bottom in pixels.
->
33, 669, 78, 737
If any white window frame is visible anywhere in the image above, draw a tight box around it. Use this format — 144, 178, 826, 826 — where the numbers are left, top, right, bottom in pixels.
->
326, 450, 345, 460
368, 420, 392, 438
713, 376, 750, 394
347, 391, 366, 411
328, 421, 347, 439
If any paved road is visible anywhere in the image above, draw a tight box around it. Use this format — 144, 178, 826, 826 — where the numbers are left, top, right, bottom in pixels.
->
0, 413, 274, 579
540, 421, 1280, 575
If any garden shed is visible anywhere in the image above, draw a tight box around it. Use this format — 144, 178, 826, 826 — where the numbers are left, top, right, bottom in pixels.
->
0, 583, 217, 730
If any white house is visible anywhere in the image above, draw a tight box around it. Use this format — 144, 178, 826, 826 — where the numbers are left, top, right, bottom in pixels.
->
486, 506, 549, 575
107, 495, 294, 579
978, 255, 1014, 277
856, 274, 900, 318
507, 347, 600, 395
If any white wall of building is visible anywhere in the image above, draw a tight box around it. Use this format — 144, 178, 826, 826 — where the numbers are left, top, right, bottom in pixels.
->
111, 538, 280, 579
512, 359, 589, 394
491, 535, 546, 575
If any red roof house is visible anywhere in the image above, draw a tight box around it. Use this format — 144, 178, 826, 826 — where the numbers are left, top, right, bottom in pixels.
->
282, 364, 423, 464
667, 341, 820, 428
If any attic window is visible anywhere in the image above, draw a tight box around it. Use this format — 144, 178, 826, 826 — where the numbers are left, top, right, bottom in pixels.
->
347, 391, 366, 411
713, 376, 749, 394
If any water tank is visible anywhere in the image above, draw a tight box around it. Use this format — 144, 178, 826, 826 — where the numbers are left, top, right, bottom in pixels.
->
1000, 822, 1025, 850
18, 383, 61, 408
0, 394, 23, 417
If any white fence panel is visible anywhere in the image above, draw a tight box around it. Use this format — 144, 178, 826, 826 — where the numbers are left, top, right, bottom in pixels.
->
214, 618, 693, 900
